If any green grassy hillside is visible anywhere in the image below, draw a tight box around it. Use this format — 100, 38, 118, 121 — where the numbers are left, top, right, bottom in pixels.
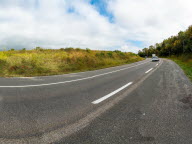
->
0, 48, 143, 77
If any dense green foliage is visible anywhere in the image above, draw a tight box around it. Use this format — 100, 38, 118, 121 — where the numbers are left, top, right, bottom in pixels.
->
138, 26, 192, 57
0, 48, 143, 77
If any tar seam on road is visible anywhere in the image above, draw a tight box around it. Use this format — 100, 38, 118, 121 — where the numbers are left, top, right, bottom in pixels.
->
0, 61, 149, 88
92, 82, 133, 104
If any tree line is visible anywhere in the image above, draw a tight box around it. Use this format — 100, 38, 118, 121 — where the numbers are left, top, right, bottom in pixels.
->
138, 26, 192, 57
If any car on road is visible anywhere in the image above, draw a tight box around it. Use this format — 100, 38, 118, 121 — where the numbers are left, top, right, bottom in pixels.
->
152, 56, 159, 62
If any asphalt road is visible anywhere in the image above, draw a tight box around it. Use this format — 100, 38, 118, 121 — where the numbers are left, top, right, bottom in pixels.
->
0, 59, 192, 144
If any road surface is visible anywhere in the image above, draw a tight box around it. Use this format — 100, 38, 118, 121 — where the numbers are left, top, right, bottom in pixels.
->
0, 59, 192, 144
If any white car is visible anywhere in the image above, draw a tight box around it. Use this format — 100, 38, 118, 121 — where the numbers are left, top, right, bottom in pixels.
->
152, 56, 159, 62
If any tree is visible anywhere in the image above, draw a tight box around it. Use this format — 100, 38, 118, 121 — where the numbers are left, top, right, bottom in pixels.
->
138, 25, 192, 57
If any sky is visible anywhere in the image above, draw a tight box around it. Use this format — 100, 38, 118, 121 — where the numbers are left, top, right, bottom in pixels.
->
0, 0, 192, 53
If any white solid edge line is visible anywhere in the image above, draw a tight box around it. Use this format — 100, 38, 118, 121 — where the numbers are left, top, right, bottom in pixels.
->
145, 68, 153, 74
92, 82, 133, 104
0, 61, 149, 88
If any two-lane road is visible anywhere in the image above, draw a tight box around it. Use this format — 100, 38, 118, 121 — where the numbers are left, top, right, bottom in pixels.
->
0, 59, 161, 143
1, 58, 192, 144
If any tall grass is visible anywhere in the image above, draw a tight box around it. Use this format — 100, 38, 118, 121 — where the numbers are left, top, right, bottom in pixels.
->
0, 48, 144, 77
169, 54, 192, 81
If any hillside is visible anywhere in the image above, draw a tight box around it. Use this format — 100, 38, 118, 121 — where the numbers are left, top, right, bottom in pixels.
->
0, 48, 143, 77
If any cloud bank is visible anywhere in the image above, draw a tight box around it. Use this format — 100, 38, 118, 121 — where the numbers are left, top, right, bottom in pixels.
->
0, 0, 192, 53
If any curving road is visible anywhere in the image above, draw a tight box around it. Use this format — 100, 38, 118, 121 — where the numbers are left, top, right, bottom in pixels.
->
0, 59, 192, 144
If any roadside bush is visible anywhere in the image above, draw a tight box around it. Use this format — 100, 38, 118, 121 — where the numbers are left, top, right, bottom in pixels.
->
96, 52, 105, 58
86, 48, 91, 53
107, 52, 113, 58
76, 48, 82, 51
35, 47, 44, 51
64, 47, 75, 52
60, 48, 65, 51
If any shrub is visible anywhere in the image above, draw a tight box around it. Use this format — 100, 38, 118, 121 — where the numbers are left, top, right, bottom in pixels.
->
86, 48, 91, 53
76, 48, 82, 51
35, 47, 44, 51
114, 50, 121, 53
96, 52, 105, 58
60, 48, 65, 51
107, 52, 113, 58
64, 47, 74, 52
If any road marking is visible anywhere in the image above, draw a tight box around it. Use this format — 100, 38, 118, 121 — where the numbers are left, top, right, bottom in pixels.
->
92, 82, 133, 104
0, 61, 149, 88
156, 64, 159, 67
145, 68, 153, 74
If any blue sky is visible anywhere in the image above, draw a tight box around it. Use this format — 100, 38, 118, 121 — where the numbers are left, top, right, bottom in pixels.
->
90, 0, 114, 23
0, 0, 192, 53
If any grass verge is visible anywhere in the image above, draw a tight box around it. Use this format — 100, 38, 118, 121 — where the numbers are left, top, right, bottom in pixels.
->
0, 48, 144, 77
169, 54, 192, 81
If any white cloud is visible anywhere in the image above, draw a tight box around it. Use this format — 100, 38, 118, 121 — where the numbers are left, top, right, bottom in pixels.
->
0, 0, 192, 53
108, 0, 192, 44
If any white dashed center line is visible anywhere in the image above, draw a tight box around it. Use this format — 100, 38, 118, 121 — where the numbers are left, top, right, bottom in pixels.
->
145, 68, 153, 74
92, 82, 133, 104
